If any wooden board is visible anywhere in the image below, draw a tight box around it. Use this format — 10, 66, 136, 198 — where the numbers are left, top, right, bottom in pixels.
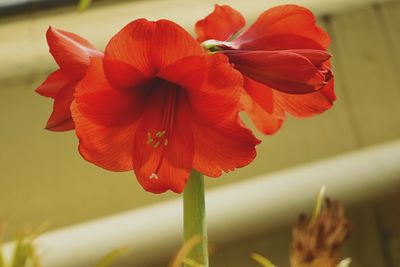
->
330, 5, 400, 146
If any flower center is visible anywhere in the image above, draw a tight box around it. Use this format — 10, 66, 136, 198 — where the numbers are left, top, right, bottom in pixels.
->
146, 82, 179, 179
201, 39, 233, 52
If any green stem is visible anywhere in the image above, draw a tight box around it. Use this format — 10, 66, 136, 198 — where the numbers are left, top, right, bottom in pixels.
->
183, 170, 209, 267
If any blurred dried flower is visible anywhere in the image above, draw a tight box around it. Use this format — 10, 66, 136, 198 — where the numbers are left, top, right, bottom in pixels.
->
290, 198, 352, 267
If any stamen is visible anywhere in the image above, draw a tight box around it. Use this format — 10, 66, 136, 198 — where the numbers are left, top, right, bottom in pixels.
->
156, 130, 166, 138
146, 132, 153, 144
147, 84, 179, 176
152, 141, 160, 148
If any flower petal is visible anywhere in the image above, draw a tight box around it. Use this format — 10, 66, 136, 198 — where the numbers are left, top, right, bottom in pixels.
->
35, 69, 73, 98
275, 79, 335, 117
226, 50, 327, 94
71, 102, 136, 171
132, 87, 194, 194
47, 27, 102, 75
243, 76, 274, 114
157, 53, 258, 179
74, 58, 146, 128
284, 49, 332, 65
233, 5, 330, 51
191, 113, 260, 177
195, 4, 246, 42
103, 59, 150, 90
45, 82, 76, 131
105, 19, 203, 75
241, 79, 285, 135
158, 53, 243, 125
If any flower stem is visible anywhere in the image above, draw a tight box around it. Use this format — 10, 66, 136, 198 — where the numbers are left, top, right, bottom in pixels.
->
183, 170, 209, 267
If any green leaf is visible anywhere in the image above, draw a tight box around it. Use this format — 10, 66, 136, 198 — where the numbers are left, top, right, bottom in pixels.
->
30, 245, 42, 267
182, 258, 203, 267
11, 238, 32, 267
0, 249, 4, 267
251, 253, 276, 267
95, 247, 128, 267
78, 0, 93, 12
0, 223, 5, 267
312, 185, 326, 220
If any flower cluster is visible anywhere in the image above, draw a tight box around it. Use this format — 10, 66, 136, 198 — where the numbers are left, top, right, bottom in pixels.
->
36, 5, 334, 193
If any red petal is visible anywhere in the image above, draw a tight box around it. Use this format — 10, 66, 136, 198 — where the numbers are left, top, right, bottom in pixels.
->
275, 79, 335, 117
233, 5, 330, 51
71, 102, 135, 171
284, 49, 331, 65
158, 54, 243, 125
45, 82, 76, 131
103, 59, 150, 90
243, 76, 274, 114
191, 114, 260, 177
226, 50, 327, 94
105, 19, 203, 75
35, 69, 73, 98
132, 88, 194, 194
241, 79, 285, 134
75, 58, 146, 128
47, 27, 102, 75
195, 4, 245, 42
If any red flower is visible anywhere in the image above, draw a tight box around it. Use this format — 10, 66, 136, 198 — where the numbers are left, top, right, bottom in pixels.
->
196, 5, 335, 134
71, 19, 260, 193
35, 27, 103, 131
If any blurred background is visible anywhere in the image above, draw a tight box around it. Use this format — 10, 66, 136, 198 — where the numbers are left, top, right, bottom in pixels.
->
0, 0, 400, 266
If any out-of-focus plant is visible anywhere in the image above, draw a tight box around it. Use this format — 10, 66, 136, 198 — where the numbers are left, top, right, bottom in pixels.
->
78, 0, 92, 12
169, 236, 204, 267
0, 224, 42, 267
252, 187, 352, 267
0, 223, 126, 267
251, 253, 276, 267
290, 188, 352, 267
95, 247, 128, 267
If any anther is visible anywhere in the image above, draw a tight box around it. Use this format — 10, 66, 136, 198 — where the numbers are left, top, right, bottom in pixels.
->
146, 132, 153, 144
153, 141, 160, 148
149, 173, 159, 179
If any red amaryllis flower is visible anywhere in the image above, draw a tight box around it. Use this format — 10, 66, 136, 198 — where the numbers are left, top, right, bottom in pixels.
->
35, 27, 103, 131
71, 19, 260, 193
196, 5, 335, 134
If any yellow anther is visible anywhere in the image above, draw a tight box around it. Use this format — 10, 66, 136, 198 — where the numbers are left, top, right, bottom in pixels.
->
155, 130, 166, 138
146, 132, 153, 145
153, 141, 160, 148
164, 139, 168, 146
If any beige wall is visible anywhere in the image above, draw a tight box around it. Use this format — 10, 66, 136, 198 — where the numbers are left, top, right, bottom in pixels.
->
1, 0, 400, 244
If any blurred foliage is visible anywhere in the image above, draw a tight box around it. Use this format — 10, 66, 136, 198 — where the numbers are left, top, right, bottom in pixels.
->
0, 223, 125, 267
312, 186, 326, 220
0, 223, 42, 267
95, 247, 128, 267
78, 0, 93, 12
169, 235, 204, 267
251, 253, 276, 267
